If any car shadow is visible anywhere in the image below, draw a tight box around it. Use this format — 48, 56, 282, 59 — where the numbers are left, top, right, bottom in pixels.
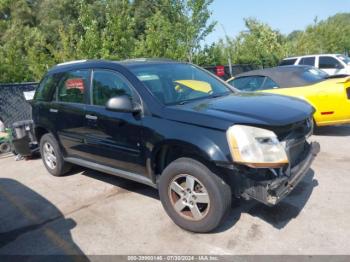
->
213, 169, 317, 233
81, 167, 317, 233
314, 125, 350, 137
82, 169, 159, 200
0, 178, 88, 259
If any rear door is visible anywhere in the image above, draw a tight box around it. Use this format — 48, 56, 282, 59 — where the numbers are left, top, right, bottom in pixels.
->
83, 69, 145, 175
55, 69, 90, 157
299, 56, 316, 67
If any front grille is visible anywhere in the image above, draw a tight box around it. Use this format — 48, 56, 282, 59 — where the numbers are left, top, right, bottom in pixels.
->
266, 117, 312, 168
269, 117, 312, 141
286, 138, 308, 167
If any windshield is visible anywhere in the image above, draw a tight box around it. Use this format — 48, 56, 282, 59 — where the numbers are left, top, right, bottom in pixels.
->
129, 63, 232, 105
301, 67, 328, 82
337, 54, 350, 65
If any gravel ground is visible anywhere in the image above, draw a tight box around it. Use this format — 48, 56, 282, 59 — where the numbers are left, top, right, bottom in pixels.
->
0, 125, 349, 255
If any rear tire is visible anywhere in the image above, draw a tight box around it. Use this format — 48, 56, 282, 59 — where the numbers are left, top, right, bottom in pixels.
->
0, 142, 11, 153
159, 157, 231, 233
40, 133, 71, 176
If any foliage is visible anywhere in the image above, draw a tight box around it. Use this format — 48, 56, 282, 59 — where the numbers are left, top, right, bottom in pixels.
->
0, 0, 350, 83
216, 14, 350, 68
229, 18, 285, 67
0, 0, 215, 82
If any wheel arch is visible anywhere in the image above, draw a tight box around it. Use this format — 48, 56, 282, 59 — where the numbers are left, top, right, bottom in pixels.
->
150, 139, 229, 183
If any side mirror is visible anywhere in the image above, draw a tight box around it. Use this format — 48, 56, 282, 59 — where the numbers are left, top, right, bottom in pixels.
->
106, 96, 141, 113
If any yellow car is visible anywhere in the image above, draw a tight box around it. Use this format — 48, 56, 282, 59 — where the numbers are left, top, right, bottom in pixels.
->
227, 65, 350, 127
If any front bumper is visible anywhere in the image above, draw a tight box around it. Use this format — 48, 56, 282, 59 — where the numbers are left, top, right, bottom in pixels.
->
240, 141, 320, 206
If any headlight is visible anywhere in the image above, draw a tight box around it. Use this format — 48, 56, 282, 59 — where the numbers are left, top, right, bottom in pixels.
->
226, 125, 288, 168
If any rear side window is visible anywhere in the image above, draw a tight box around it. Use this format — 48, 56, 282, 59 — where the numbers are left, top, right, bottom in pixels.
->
261, 77, 279, 89
301, 68, 328, 82
57, 70, 89, 103
299, 57, 315, 66
230, 76, 265, 91
319, 56, 343, 69
279, 58, 297, 66
34, 74, 60, 101
92, 70, 133, 106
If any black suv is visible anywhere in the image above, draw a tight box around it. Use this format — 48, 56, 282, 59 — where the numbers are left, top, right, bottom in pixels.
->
32, 59, 320, 232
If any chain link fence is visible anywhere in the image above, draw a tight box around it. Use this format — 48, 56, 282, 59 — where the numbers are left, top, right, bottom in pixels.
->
0, 82, 38, 128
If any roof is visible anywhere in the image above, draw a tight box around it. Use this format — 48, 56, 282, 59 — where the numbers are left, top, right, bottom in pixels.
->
283, 54, 341, 60
234, 65, 321, 88
48, 58, 181, 73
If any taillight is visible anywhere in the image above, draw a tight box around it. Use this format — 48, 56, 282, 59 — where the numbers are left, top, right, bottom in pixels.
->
347, 87, 350, 99
215, 66, 225, 77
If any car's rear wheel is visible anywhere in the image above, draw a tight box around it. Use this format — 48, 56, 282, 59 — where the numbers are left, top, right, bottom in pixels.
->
40, 133, 71, 176
0, 142, 11, 154
159, 157, 231, 233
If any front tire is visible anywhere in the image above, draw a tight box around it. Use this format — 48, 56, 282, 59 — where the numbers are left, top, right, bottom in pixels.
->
159, 158, 231, 233
40, 133, 71, 176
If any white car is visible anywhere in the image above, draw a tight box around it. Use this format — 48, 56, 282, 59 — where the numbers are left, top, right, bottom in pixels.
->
279, 54, 350, 75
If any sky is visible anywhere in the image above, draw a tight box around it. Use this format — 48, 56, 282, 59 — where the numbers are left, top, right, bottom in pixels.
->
206, 0, 350, 44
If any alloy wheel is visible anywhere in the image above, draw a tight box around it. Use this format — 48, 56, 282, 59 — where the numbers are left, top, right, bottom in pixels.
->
168, 174, 210, 221
43, 142, 57, 170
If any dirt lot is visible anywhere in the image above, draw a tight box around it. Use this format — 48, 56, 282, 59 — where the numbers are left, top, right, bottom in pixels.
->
0, 125, 349, 255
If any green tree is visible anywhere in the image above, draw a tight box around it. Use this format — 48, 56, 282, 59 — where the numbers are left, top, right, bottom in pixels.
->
287, 13, 350, 56
135, 0, 215, 62
230, 18, 285, 67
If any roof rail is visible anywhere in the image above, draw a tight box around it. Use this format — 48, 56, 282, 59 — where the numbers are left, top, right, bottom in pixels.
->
57, 59, 88, 66
120, 58, 175, 63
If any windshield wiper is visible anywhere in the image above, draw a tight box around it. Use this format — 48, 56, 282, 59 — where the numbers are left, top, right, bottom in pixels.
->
210, 92, 231, 98
176, 92, 230, 105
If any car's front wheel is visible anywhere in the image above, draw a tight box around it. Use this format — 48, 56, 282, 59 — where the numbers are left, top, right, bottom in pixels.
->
159, 158, 231, 233
40, 133, 71, 176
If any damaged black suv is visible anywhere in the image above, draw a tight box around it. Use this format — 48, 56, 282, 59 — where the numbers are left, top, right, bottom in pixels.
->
32, 59, 320, 232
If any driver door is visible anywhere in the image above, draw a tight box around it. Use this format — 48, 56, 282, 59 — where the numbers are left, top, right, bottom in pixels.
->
83, 69, 145, 175
318, 56, 345, 75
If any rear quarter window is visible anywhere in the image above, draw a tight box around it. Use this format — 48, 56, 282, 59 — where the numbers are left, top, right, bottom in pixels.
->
279, 58, 297, 66
34, 74, 61, 101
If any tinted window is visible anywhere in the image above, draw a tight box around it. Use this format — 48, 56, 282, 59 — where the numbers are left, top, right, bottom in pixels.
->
229, 76, 265, 91
129, 63, 232, 105
301, 68, 328, 82
279, 59, 297, 66
92, 70, 133, 106
261, 77, 279, 89
319, 56, 343, 69
34, 74, 60, 101
57, 70, 89, 103
299, 57, 315, 66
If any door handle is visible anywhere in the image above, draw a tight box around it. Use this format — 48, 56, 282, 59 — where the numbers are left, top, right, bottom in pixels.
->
85, 114, 98, 120
49, 108, 58, 113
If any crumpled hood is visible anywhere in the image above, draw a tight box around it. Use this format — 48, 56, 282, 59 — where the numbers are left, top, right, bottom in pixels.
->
165, 92, 314, 130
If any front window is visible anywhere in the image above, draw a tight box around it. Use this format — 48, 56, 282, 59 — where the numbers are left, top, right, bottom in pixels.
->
319, 56, 343, 69
92, 70, 133, 106
129, 63, 232, 105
